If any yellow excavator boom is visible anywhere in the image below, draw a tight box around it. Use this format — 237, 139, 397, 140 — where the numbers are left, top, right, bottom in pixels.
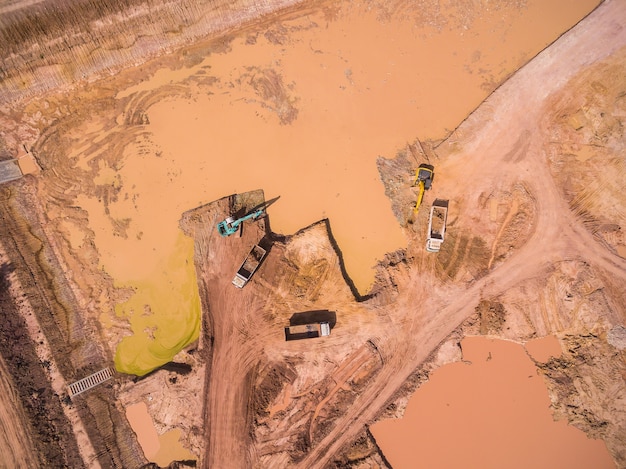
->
414, 180, 425, 213
413, 164, 434, 214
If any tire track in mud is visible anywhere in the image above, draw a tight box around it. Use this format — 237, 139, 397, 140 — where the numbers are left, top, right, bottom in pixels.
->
307, 343, 382, 444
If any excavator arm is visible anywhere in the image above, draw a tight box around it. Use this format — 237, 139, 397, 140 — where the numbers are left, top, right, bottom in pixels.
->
414, 180, 425, 213
413, 164, 434, 214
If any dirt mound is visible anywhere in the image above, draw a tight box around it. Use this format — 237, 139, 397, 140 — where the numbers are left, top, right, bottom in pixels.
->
476, 300, 507, 335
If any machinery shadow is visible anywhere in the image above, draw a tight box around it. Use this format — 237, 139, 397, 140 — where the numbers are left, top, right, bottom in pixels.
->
289, 310, 337, 329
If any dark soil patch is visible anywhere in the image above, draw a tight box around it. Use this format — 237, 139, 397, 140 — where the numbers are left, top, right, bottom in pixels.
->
0, 262, 83, 468
476, 299, 507, 335
252, 361, 298, 417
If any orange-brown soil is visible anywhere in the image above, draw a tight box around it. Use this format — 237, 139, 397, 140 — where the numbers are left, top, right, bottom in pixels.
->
0, 0, 624, 468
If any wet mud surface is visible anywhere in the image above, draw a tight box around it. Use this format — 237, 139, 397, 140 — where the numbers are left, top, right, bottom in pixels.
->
370, 337, 615, 469
0, 0, 625, 468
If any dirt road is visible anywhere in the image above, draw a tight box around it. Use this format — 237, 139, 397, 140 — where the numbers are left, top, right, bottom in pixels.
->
181, 192, 270, 468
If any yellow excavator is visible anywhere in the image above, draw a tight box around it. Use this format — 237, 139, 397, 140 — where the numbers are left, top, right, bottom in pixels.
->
413, 164, 434, 213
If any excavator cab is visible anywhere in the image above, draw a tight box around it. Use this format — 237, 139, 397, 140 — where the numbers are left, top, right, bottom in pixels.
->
217, 209, 265, 237
413, 164, 434, 213
217, 196, 280, 237
217, 216, 240, 236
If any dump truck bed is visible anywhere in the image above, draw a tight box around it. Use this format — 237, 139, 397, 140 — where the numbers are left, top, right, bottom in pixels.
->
284, 322, 331, 341
426, 200, 449, 252
232, 244, 267, 288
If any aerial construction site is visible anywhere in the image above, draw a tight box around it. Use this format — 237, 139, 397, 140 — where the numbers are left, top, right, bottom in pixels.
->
0, 0, 625, 468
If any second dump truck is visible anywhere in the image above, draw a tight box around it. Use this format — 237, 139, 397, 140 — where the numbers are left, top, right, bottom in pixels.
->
284, 322, 331, 341
232, 244, 267, 288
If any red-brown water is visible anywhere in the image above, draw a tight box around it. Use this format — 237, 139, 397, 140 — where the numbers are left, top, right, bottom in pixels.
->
125, 402, 195, 465
526, 335, 562, 362
110, 0, 600, 294
371, 337, 615, 469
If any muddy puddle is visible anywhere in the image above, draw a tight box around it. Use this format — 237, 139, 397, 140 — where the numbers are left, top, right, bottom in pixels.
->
66, 0, 599, 375
371, 337, 614, 469
125, 402, 195, 466
525, 335, 562, 362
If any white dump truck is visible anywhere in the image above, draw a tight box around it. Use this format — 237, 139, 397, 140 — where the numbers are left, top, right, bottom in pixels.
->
284, 322, 331, 341
426, 199, 449, 253
232, 244, 267, 288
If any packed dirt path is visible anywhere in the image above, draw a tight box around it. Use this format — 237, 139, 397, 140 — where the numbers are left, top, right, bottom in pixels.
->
180, 192, 271, 469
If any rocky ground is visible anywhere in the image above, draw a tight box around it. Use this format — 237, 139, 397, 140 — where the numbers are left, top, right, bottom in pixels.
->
0, 0, 624, 468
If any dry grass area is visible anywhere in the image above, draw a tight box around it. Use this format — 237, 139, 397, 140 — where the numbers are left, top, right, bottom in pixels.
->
0, 0, 305, 104
0, 0, 624, 468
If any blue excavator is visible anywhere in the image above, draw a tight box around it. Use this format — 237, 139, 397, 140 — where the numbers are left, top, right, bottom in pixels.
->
217, 208, 265, 237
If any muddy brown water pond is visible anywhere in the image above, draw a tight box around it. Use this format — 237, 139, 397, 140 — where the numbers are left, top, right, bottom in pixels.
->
69, 0, 599, 376
525, 335, 562, 362
371, 336, 615, 469
126, 401, 195, 465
